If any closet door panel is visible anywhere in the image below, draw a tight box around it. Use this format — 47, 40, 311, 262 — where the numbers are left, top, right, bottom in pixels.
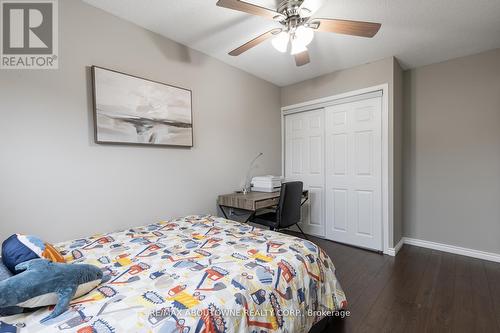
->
325, 97, 383, 251
285, 109, 325, 237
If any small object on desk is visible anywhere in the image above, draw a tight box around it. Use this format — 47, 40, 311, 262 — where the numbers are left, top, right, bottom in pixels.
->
251, 175, 282, 193
252, 175, 281, 184
242, 153, 264, 194
251, 187, 280, 193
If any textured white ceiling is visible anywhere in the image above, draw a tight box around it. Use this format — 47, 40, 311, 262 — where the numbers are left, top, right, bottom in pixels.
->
82, 0, 500, 86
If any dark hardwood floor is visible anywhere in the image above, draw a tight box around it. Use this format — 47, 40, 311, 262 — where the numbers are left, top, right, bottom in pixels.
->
287, 232, 500, 333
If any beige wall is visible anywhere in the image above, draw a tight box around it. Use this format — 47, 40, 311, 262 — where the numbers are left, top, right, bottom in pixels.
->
280, 57, 404, 248
0, 0, 281, 243
403, 48, 500, 254
281, 57, 394, 107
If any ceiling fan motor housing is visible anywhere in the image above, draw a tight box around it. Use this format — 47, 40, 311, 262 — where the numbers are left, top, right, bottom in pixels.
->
278, 0, 308, 18
277, 0, 310, 31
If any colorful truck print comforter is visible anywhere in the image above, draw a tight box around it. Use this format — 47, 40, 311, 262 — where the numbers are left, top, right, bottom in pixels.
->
3, 215, 347, 333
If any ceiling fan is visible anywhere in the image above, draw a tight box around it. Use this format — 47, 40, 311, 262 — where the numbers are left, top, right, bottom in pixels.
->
216, 0, 381, 66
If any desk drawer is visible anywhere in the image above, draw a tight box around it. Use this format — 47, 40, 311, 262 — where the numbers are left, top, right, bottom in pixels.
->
255, 197, 279, 210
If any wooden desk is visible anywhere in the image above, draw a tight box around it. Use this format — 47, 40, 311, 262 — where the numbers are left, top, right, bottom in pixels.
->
217, 190, 309, 222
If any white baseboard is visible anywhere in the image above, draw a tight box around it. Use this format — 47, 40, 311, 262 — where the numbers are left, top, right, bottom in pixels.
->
299, 229, 500, 263
402, 237, 500, 263
384, 238, 404, 256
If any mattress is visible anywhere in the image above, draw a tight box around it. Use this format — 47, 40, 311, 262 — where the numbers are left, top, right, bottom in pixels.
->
3, 215, 347, 332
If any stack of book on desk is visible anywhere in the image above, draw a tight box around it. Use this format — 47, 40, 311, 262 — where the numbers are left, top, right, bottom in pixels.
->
251, 175, 282, 192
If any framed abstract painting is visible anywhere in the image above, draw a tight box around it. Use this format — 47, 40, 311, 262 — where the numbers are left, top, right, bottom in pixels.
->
91, 66, 193, 147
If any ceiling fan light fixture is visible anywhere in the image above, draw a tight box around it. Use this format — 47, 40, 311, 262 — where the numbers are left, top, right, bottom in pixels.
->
295, 26, 314, 46
271, 31, 290, 53
290, 38, 308, 55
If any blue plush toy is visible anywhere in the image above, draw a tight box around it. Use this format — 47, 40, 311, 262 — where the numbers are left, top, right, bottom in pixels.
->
0, 321, 19, 333
0, 259, 105, 323
0, 262, 23, 317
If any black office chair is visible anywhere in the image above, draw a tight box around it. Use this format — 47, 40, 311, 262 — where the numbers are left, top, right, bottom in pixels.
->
250, 181, 308, 240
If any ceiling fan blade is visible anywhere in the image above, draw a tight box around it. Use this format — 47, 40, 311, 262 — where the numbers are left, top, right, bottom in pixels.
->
310, 18, 381, 38
294, 50, 310, 66
229, 28, 282, 56
217, 0, 281, 20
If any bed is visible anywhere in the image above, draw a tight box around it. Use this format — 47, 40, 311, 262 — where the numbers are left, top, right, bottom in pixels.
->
3, 215, 346, 332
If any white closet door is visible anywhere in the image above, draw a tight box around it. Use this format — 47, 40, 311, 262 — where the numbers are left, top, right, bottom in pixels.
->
285, 109, 325, 237
325, 97, 382, 250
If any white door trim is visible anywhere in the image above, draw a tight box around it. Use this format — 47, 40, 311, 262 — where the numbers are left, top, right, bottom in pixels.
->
281, 84, 391, 255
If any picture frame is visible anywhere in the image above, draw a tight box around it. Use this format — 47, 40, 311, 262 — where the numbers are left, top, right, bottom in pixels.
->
91, 66, 193, 148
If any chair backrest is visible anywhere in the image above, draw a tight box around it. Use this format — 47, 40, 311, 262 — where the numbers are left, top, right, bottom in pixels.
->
276, 181, 303, 228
